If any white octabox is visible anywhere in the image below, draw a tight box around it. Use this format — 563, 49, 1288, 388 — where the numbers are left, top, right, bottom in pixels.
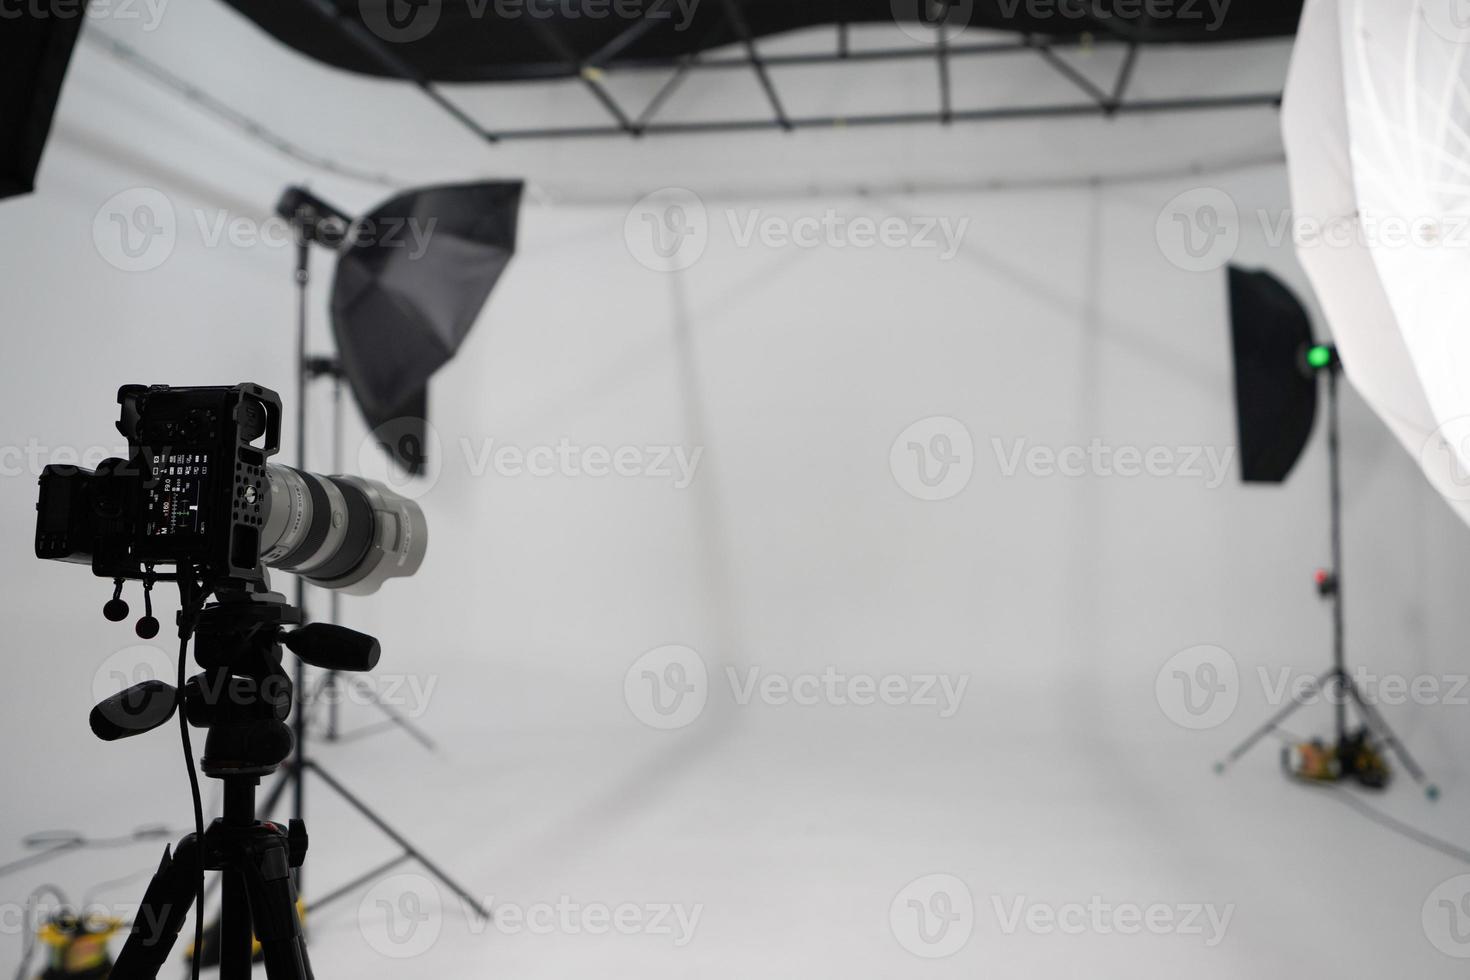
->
1283, 0, 1470, 524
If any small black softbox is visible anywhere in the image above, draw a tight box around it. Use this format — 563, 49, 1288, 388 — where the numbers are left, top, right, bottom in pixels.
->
1, 14, 84, 201
1226, 265, 1318, 483
329, 180, 522, 474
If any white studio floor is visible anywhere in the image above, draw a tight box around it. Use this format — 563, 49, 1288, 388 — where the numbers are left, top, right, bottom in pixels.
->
14, 670, 1457, 980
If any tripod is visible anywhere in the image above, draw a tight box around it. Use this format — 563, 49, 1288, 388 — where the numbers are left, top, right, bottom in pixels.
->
1215, 353, 1438, 799
96, 588, 380, 978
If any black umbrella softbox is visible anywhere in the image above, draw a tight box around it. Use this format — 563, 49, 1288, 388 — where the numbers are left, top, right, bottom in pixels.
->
329, 180, 522, 474
1226, 265, 1318, 483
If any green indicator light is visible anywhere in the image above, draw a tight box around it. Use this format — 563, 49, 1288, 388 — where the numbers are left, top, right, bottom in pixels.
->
1306, 345, 1332, 369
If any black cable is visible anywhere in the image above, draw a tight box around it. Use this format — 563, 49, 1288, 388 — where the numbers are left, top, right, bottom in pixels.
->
173, 575, 211, 980
12, 884, 67, 980
1267, 728, 1470, 864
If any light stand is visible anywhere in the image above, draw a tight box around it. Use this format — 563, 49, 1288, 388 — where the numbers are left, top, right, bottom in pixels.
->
299, 355, 438, 750
268, 204, 486, 920
1215, 346, 1438, 799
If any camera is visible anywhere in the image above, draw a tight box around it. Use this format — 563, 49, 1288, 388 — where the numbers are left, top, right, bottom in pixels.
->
34, 383, 426, 595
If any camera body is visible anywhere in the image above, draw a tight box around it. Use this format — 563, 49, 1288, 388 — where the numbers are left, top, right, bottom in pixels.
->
36, 383, 283, 586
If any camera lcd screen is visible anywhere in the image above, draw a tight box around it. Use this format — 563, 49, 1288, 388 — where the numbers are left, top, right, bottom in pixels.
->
147, 450, 210, 539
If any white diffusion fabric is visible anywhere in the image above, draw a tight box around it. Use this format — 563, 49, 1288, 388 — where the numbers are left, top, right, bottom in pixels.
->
1340, 0, 1470, 509
1283, 0, 1470, 522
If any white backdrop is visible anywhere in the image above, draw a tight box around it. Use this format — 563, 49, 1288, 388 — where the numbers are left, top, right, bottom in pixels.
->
4, 8, 1470, 978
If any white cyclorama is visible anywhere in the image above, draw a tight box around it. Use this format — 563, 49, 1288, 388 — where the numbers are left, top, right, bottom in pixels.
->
258, 464, 427, 595
8, 4, 1470, 980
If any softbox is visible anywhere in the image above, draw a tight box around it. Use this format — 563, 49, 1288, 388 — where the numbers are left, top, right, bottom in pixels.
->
1, 14, 84, 201
330, 180, 522, 474
1227, 266, 1318, 483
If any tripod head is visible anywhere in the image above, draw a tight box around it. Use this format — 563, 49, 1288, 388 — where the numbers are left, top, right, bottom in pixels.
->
90, 586, 379, 778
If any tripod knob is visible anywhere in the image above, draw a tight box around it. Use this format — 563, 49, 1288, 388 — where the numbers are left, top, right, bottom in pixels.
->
282, 623, 381, 672
91, 680, 178, 741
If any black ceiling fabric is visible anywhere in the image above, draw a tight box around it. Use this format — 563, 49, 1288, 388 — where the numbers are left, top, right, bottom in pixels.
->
221, 0, 1304, 84
1, 14, 84, 201
1226, 265, 1318, 485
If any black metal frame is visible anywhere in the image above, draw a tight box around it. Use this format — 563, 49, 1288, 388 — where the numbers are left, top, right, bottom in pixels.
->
306, 0, 1283, 142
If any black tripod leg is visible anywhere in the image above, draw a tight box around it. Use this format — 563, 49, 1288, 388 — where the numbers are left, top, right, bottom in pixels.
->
1215, 669, 1332, 774
110, 837, 201, 979
303, 759, 488, 919
1342, 677, 1439, 799
241, 830, 314, 980
219, 869, 254, 980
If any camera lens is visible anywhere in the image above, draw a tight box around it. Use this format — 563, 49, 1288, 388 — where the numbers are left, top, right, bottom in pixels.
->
258, 465, 426, 595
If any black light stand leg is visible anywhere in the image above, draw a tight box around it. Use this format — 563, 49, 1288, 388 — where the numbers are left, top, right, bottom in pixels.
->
1340, 675, 1438, 797
1326, 368, 1347, 747
1215, 668, 1331, 774
301, 759, 490, 921
291, 234, 311, 906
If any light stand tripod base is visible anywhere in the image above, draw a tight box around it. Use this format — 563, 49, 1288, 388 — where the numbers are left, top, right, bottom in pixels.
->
262, 757, 490, 921
1217, 667, 1436, 798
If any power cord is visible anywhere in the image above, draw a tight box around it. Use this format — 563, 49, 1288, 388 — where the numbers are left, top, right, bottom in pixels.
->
173, 574, 212, 980
11, 884, 66, 980
1268, 727, 1470, 865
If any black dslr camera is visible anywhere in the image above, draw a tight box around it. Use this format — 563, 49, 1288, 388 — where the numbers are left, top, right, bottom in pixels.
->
35, 383, 282, 587
35, 383, 426, 614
